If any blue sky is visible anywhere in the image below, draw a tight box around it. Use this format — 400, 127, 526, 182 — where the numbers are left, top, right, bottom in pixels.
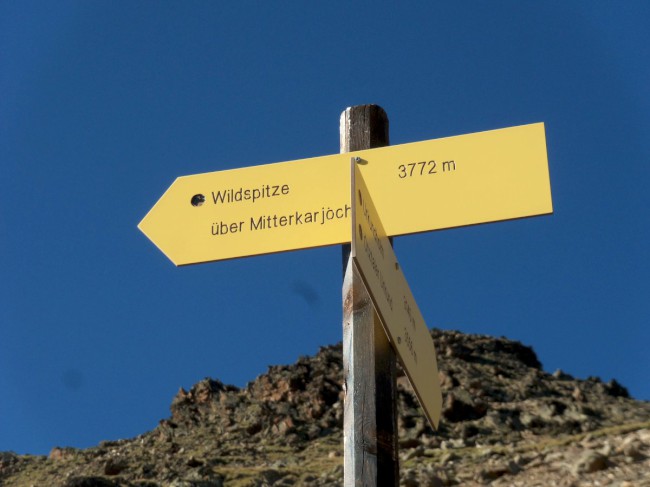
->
2, 2, 649, 455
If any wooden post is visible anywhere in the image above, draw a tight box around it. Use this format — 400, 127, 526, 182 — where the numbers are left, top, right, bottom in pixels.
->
341, 105, 399, 486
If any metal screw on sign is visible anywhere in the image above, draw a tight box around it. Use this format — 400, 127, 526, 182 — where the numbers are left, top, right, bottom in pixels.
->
190, 194, 205, 207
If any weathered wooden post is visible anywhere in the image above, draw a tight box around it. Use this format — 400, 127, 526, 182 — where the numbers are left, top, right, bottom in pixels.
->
341, 105, 399, 486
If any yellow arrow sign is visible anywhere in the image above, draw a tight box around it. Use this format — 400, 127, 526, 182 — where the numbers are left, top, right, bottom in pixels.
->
139, 123, 552, 265
351, 160, 442, 429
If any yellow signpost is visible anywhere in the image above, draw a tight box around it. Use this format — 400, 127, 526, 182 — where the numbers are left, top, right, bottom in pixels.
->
139, 123, 552, 265
139, 106, 555, 486
351, 160, 442, 429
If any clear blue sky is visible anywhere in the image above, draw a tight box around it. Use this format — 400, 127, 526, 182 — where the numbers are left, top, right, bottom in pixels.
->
2, 2, 649, 455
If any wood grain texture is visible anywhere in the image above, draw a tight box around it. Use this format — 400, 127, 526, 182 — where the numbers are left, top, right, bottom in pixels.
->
341, 105, 398, 487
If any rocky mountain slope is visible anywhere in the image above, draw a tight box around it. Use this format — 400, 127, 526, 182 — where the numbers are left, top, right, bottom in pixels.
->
2, 329, 649, 486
